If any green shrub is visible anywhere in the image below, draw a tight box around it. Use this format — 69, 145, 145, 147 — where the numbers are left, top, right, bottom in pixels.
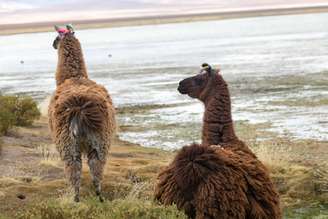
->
14, 96, 41, 126
0, 94, 40, 135
0, 95, 16, 135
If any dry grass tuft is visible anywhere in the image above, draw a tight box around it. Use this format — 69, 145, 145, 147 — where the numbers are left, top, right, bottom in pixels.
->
15, 183, 186, 219
253, 140, 328, 209
0, 177, 22, 187
254, 141, 292, 171
56, 188, 77, 206
37, 144, 61, 168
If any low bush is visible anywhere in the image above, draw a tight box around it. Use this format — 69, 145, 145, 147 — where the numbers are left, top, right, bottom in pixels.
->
16, 198, 187, 219
0, 94, 40, 135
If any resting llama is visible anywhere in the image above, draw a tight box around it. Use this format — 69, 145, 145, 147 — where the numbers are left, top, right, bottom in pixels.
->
155, 64, 281, 219
48, 25, 115, 202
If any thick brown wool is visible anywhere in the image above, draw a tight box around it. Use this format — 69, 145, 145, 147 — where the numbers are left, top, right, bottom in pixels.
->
156, 67, 281, 218
155, 144, 282, 219
49, 78, 116, 157
55, 35, 88, 86
201, 73, 236, 146
200, 73, 259, 157
48, 33, 115, 202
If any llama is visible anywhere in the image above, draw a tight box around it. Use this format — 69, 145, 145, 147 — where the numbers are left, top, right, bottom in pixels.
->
178, 63, 253, 154
155, 64, 281, 219
48, 25, 116, 202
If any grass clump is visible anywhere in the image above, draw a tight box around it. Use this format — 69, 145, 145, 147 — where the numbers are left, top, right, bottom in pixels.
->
14, 181, 186, 219
37, 144, 61, 168
16, 198, 186, 219
0, 215, 10, 219
284, 204, 328, 219
253, 139, 328, 209
0, 94, 40, 135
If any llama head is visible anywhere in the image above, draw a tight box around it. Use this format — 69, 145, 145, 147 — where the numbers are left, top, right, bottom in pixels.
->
178, 63, 221, 101
53, 24, 75, 49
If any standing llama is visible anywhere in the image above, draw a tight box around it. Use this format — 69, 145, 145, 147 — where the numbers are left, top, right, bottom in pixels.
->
155, 64, 281, 219
48, 25, 116, 202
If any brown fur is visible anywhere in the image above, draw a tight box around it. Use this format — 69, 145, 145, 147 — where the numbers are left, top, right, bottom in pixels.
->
155, 144, 281, 219
55, 34, 88, 86
155, 65, 281, 218
48, 33, 115, 202
177, 66, 252, 153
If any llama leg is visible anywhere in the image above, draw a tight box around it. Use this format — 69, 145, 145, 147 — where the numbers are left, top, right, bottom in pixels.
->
87, 149, 106, 202
64, 153, 82, 202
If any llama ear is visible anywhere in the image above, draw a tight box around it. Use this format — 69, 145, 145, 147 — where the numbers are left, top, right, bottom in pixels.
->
54, 25, 60, 32
201, 63, 212, 73
216, 66, 221, 75
66, 24, 75, 33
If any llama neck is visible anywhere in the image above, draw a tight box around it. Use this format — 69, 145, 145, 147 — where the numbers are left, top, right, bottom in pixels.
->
56, 38, 88, 86
201, 81, 237, 146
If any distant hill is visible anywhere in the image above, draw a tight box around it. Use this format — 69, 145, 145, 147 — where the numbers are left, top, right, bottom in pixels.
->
1, 0, 328, 25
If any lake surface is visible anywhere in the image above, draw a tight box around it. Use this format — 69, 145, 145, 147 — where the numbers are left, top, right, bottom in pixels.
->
0, 13, 328, 149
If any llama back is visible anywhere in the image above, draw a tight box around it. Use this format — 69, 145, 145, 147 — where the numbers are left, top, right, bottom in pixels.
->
48, 78, 115, 157
156, 144, 250, 219
155, 144, 281, 219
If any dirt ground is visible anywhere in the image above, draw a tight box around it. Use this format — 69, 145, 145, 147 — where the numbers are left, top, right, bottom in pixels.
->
0, 117, 327, 218
0, 117, 172, 218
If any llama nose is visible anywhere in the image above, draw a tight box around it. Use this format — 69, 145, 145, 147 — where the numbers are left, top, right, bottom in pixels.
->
177, 84, 186, 94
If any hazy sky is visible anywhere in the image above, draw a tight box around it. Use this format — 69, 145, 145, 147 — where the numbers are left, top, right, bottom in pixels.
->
1, 0, 328, 24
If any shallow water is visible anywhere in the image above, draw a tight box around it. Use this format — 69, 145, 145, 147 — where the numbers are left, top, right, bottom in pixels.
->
0, 13, 328, 150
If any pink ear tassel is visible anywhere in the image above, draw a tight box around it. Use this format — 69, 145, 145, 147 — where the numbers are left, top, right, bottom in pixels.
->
57, 28, 69, 34
57, 28, 69, 39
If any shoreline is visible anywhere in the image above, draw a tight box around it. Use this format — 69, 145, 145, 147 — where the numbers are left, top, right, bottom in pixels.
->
1, 5, 328, 36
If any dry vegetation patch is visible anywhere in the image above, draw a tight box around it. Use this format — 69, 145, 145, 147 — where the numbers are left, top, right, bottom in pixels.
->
0, 116, 327, 218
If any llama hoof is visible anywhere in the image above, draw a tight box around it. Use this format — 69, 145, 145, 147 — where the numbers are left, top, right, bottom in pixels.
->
96, 191, 104, 202
98, 195, 104, 202
74, 196, 80, 202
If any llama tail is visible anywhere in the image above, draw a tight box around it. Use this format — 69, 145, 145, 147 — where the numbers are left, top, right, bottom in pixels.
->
70, 114, 85, 138
171, 143, 222, 192
62, 97, 105, 139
